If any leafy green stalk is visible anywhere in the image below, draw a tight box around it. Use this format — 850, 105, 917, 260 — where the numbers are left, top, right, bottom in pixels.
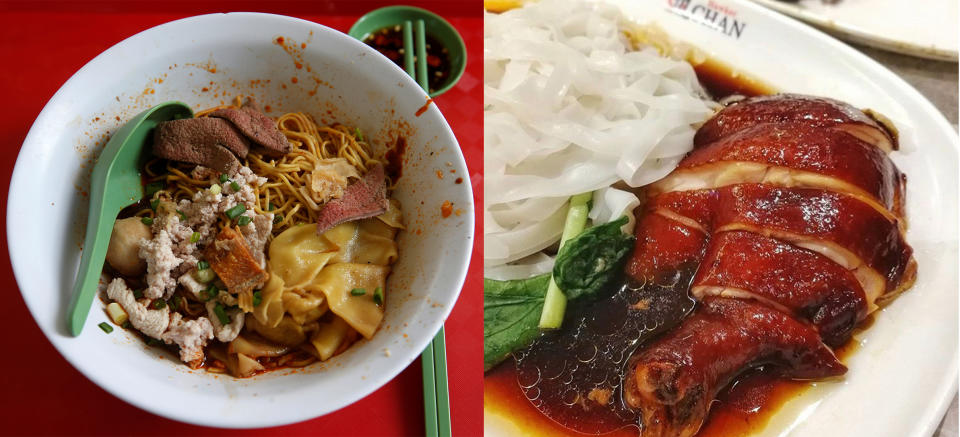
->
483, 274, 550, 371
538, 192, 592, 329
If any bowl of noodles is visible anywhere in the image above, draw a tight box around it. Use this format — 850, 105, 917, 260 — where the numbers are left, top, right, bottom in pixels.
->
7, 12, 473, 427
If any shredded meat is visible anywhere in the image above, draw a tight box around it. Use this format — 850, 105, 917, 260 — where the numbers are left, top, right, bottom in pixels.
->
106, 278, 169, 339
162, 313, 214, 367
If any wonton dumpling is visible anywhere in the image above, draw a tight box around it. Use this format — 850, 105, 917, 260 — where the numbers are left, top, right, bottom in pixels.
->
252, 271, 286, 328
310, 316, 350, 361
376, 198, 404, 230
305, 263, 389, 339
246, 314, 306, 347
282, 288, 328, 325
329, 220, 398, 265
269, 223, 338, 287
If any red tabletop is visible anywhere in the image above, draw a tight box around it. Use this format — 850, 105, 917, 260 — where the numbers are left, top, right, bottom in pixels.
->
0, 1, 482, 435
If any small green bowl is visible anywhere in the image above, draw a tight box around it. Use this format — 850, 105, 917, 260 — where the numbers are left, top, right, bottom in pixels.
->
349, 6, 466, 98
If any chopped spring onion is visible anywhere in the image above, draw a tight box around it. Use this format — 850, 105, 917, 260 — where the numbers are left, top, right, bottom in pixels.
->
354, 127, 364, 141
214, 303, 230, 325
152, 299, 166, 310
219, 174, 229, 183
190, 232, 201, 243
209, 184, 222, 195
150, 199, 160, 211
225, 204, 246, 219
195, 267, 216, 283
133, 289, 144, 299
273, 214, 283, 224
122, 321, 132, 329
268, 202, 277, 211
144, 181, 164, 198
197, 260, 210, 270
253, 290, 263, 307
106, 302, 128, 325
230, 181, 241, 192
350, 288, 366, 296
539, 192, 592, 330
203, 285, 218, 301
141, 216, 154, 226
170, 295, 181, 311
177, 210, 187, 221
98, 322, 113, 334
373, 287, 384, 306
147, 338, 162, 346
237, 216, 252, 226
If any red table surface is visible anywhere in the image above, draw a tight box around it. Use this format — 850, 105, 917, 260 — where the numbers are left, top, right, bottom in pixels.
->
0, 1, 482, 436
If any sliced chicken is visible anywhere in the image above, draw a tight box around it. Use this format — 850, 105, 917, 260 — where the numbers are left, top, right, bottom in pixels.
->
652, 122, 906, 220
694, 94, 897, 153
624, 297, 846, 437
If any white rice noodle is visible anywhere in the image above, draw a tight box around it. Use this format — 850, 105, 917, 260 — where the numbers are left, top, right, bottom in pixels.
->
483, 0, 717, 272
589, 186, 642, 234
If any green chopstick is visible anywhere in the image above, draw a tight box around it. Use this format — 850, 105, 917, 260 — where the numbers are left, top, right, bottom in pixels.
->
408, 18, 451, 437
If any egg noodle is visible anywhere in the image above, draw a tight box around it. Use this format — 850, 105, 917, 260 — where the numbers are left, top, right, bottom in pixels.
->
142, 96, 383, 237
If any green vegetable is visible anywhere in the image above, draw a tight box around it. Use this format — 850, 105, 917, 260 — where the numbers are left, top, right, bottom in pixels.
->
483, 274, 550, 371
219, 174, 229, 183
141, 216, 154, 226
98, 322, 114, 334
190, 232, 201, 243
373, 287, 384, 306
122, 321, 132, 329
177, 210, 187, 221
237, 216, 252, 226
354, 127, 364, 141
553, 216, 634, 301
350, 288, 366, 296
147, 338, 162, 347
197, 260, 210, 270
195, 268, 216, 283
133, 289, 144, 299
150, 199, 160, 211
225, 204, 246, 219
268, 202, 277, 211
144, 181, 164, 198
151, 299, 166, 310
253, 290, 263, 307
273, 214, 283, 224
170, 295, 181, 311
539, 192, 592, 329
203, 285, 218, 301
214, 303, 230, 325
230, 181, 241, 192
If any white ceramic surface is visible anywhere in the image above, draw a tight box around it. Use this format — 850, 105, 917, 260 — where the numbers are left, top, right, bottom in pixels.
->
750, 0, 959, 61
7, 13, 473, 428
485, 0, 959, 436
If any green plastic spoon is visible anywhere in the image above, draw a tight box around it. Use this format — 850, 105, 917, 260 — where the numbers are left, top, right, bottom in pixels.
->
66, 101, 194, 336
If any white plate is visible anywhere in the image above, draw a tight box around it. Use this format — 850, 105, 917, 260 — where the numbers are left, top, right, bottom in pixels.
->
7, 13, 473, 428
484, 0, 959, 435
749, 0, 959, 61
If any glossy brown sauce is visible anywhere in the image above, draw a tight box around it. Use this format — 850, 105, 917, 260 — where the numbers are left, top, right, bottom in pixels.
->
484, 59, 869, 437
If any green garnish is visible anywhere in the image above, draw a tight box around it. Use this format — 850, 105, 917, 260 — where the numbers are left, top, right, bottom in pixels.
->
214, 303, 230, 325
225, 204, 246, 219
273, 214, 283, 224
354, 127, 364, 141
539, 192, 592, 329
373, 287, 384, 306
151, 299, 166, 310
150, 199, 160, 211
237, 216, 252, 226
190, 232, 201, 243
177, 210, 187, 221
230, 181, 241, 192
483, 274, 550, 371
219, 174, 229, 183
122, 321, 132, 329
98, 322, 114, 333
141, 216, 154, 226
147, 338, 162, 347
253, 290, 263, 307
170, 295, 181, 311
197, 260, 210, 270
203, 285, 218, 301
133, 289, 144, 299
144, 181, 164, 198
268, 202, 277, 211
350, 288, 366, 296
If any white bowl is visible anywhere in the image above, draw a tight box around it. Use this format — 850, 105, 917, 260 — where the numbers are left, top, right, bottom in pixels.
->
7, 13, 473, 428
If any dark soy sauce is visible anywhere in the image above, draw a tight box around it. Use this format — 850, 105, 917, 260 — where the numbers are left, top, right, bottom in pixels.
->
514, 268, 697, 434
